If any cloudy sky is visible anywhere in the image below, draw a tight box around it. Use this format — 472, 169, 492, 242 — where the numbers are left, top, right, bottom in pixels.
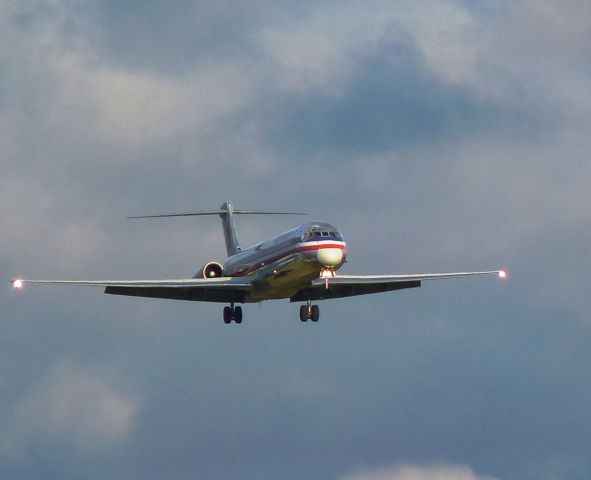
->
2, 1, 591, 479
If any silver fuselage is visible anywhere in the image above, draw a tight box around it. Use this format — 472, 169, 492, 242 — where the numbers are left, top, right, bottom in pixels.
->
223, 222, 347, 302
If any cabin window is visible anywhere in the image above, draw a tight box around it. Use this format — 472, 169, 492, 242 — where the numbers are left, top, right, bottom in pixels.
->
322, 232, 329, 236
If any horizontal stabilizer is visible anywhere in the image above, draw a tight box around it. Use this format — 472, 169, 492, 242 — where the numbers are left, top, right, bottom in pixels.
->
127, 210, 308, 219
127, 201, 307, 257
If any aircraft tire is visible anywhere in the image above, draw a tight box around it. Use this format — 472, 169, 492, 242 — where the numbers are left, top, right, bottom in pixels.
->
234, 306, 243, 324
223, 306, 232, 324
310, 305, 320, 322
299, 305, 308, 322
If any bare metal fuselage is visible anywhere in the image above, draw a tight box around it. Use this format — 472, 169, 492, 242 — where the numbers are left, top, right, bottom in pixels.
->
222, 223, 347, 302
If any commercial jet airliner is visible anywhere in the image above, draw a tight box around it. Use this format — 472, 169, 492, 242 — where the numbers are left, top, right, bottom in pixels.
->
12, 201, 506, 324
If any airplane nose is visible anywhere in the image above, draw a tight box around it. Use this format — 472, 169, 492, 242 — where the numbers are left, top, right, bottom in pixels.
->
317, 248, 343, 267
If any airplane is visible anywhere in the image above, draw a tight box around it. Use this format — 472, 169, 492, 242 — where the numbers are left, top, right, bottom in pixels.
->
11, 201, 507, 324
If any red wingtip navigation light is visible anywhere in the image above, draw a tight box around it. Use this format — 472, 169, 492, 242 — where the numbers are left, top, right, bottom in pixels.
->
12, 278, 24, 290
498, 270, 507, 279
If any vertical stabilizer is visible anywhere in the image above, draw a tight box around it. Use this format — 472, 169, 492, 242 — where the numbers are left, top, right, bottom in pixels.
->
219, 201, 241, 256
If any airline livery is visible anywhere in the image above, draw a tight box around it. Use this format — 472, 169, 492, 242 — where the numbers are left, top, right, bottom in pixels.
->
12, 201, 506, 324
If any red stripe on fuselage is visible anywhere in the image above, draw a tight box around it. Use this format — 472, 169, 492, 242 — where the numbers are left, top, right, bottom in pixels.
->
297, 242, 346, 252
231, 241, 347, 277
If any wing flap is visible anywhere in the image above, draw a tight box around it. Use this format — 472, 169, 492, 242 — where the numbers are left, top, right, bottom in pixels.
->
291, 280, 420, 301
104, 285, 247, 303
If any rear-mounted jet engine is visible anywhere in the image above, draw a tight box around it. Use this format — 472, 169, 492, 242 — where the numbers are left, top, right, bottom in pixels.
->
194, 261, 223, 279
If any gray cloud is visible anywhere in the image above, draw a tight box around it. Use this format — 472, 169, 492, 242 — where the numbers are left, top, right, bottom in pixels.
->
1, 359, 139, 460
2, 1, 591, 479
341, 464, 497, 480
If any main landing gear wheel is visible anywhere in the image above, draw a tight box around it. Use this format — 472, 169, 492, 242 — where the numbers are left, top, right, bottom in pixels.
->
299, 302, 320, 322
234, 306, 243, 324
223, 304, 243, 324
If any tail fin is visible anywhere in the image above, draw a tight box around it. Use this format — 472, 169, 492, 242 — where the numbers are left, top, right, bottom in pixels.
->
128, 201, 307, 257
220, 201, 240, 256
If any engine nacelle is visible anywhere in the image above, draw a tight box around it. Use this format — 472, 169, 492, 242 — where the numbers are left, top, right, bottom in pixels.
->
194, 261, 224, 279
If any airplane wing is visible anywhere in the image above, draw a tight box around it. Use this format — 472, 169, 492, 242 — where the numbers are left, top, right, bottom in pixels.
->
13, 270, 505, 303
12, 277, 253, 303
290, 270, 505, 301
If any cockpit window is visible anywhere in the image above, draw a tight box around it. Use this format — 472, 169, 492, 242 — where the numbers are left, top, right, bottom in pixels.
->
304, 227, 342, 241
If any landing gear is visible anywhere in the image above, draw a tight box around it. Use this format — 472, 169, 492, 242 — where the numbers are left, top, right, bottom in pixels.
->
299, 301, 320, 323
223, 303, 243, 324
310, 305, 319, 322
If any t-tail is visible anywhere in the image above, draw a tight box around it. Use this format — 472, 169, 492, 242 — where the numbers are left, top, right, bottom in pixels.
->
128, 201, 308, 257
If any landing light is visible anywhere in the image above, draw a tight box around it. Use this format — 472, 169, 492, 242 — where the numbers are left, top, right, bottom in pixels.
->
498, 270, 507, 279
13, 279, 24, 290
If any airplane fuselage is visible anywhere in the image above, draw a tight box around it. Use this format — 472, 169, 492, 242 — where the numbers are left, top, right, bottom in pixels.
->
223, 222, 347, 302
